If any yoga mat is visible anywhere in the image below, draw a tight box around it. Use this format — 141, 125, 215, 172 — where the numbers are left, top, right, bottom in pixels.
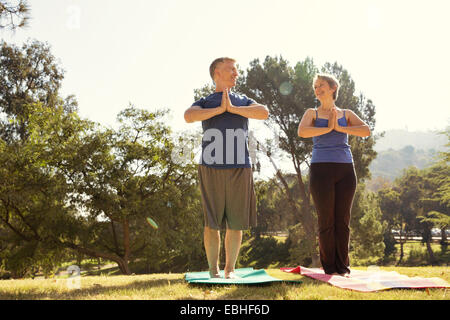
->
281, 266, 450, 292
185, 268, 301, 285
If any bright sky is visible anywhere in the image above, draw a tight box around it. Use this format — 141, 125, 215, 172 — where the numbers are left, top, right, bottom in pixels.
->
2, 0, 450, 136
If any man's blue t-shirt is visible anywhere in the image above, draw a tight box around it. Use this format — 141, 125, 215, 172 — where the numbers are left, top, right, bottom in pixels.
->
192, 91, 256, 169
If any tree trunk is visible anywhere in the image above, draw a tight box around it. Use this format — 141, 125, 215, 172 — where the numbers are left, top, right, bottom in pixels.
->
61, 241, 132, 275
122, 218, 131, 263
440, 227, 448, 253
117, 258, 131, 275
397, 231, 405, 266
425, 240, 437, 265
423, 225, 437, 265
76, 252, 83, 267
398, 241, 404, 265
111, 219, 120, 254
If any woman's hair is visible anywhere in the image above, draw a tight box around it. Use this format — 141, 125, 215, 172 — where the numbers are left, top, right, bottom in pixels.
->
209, 57, 236, 81
313, 73, 340, 100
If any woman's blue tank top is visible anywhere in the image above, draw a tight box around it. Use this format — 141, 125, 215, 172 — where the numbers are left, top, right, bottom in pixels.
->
311, 109, 353, 163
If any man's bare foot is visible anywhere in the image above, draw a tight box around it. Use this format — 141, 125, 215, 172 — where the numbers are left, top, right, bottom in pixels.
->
209, 269, 221, 278
224, 271, 240, 279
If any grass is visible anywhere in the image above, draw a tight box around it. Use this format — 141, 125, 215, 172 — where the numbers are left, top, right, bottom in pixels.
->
0, 266, 448, 300
1, 237, 447, 300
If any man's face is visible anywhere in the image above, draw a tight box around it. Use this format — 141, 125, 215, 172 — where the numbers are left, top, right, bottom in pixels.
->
215, 60, 238, 88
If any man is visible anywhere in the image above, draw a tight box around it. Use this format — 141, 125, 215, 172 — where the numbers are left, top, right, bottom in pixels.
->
184, 57, 268, 279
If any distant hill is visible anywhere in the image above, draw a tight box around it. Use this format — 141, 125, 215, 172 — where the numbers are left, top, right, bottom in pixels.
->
369, 146, 438, 182
368, 129, 448, 185
374, 129, 447, 152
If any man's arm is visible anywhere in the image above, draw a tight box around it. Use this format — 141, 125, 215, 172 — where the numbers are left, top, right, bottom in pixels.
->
184, 105, 225, 123
184, 89, 230, 123
228, 104, 269, 120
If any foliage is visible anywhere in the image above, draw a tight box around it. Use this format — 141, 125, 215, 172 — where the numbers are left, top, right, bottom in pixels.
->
349, 186, 386, 265
377, 132, 450, 265
429, 129, 450, 207
0, 39, 71, 141
0, 39, 206, 276
284, 223, 317, 267
0, 0, 30, 30
0, 100, 205, 276
252, 176, 297, 236
239, 236, 290, 269
0, 102, 87, 277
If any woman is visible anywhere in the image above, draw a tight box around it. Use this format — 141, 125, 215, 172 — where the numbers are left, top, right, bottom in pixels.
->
298, 74, 370, 276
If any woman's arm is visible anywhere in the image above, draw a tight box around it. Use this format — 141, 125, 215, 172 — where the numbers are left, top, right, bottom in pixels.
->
335, 109, 371, 137
298, 108, 333, 138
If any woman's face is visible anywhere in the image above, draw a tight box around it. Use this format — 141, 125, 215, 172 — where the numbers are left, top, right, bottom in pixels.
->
314, 78, 335, 101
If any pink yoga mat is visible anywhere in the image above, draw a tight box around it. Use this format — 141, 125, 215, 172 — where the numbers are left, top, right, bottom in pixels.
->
281, 266, 450, 292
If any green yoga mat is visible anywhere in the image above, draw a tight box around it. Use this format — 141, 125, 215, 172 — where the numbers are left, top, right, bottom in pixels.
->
185, 268, 301, 285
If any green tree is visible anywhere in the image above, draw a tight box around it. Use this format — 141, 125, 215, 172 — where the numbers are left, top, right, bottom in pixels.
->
380, 155, 449, 266
252, 179, 277, 238
0, 39, 204, 276
433, 129, 450, 208
0, 103, 84, 277
56, 106, 202, 274
0, 101, 204, 276
393, 167, 426, 263
389, 164, 449, 265
419, 161, 449, 257
0, 39, 70, 141
253, 175, 297, 238
349, 187, 386, 265
378, 188, 402, 261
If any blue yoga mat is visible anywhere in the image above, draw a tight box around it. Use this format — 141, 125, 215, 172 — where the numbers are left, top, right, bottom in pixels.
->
185, 268, 301, 285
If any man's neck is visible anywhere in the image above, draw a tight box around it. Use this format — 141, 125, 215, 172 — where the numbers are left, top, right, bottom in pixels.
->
215, 84, 233, 92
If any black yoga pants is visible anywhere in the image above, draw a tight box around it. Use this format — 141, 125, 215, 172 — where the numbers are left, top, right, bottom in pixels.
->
309, 162, 357, 274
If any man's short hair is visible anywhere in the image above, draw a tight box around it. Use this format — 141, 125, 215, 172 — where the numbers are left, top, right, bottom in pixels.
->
209, 57, 236, 81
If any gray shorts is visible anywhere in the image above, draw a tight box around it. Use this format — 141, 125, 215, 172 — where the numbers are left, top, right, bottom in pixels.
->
198, 165, 257, 230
